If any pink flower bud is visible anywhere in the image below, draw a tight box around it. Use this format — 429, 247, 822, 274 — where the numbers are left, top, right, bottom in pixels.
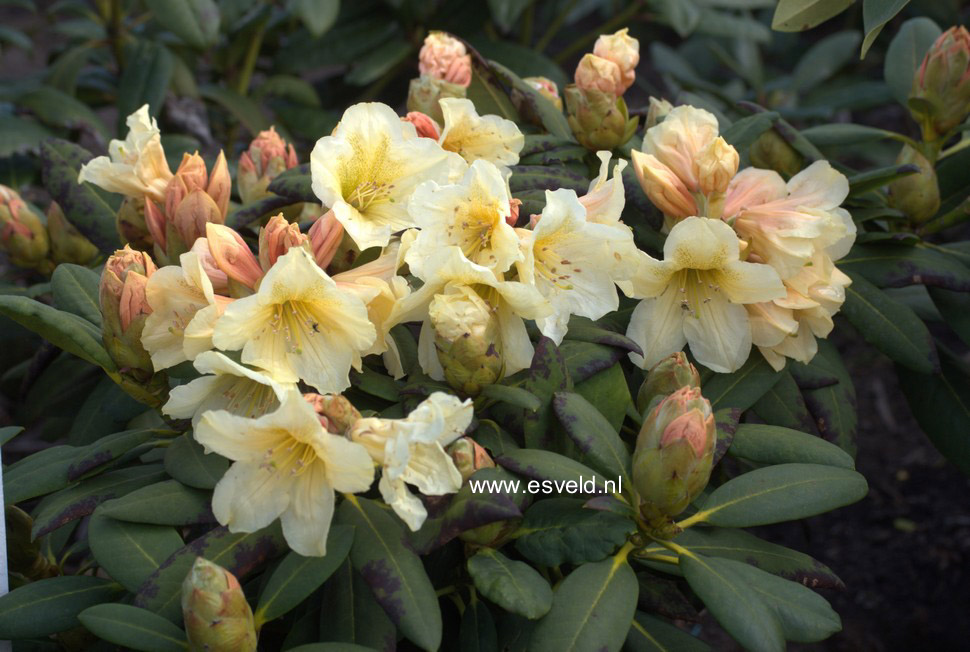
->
506, 198, 522, 227
206, 223, 263, 290
259, 214, 309, 270
418, 31, 472, 87
593, 28, 639, 94
402, 112, 441, 139
574, 54, 624, 96
207, 151, 231, 217
448, 436, 495, 483
101, 245, 156, 333
238, 128, 298, 205
308, 209, 344, 269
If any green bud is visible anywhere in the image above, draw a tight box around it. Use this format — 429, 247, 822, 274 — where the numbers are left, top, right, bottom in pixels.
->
889, 144, 941, 224
632, 386, 715, 525
636, 352, 701, 414
407, 75, 467, 125
0, 185, 52, 274
116, 195, 154, 250
182, 557, 257, 652
909, 26, 970, 139
5, 505, 55, 581
430, 287, 504, 397
564, 85, 638, 151
447, 436, 495, 483
47, 202, 99, 266
749, 128, 804, 178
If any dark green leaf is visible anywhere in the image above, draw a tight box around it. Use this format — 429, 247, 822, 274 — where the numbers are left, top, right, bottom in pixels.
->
0, 115, 54, 156
798, 340, 857, 456
20, 86, 108, 138
847, 164, 918, 196
801, 123, 905, 146
862, 0, 911, 57
78, 603, 187, 652
625, 611, 709, 652
573, 362, 632, 432
89, 513, 185, 592
0, 576, 123, 639
267, 164, 315, 202
0, 295, 111, 369
460, 599, 498, 652
771, 0, 854, 32
318, 560, 397, 651
163, 433, 229, 489
488, 60, 572, 140
68, 377, 146, 445
839, 243, 970, 291
898, 356, 970, 475
98, 479, 214, 525
929, 287, 970, 347
117, 41, 174, 131
51, 263, 101, 326
346, 38, 412, 86
144, 0, 219, 49
792, 31, 861, 91
496, 449, 607, 490
702, 355, 782, 411
553, 391, 631, 482
467, 548, 553, 620
721, 112, 777, 150
752, 371, 816, 433
884, 17, 941, 105
481, 384, 542, 412
728, 424, 856, 469
292, 0, 339, 37
200, 85, 270, 137
515, 497, 634, 567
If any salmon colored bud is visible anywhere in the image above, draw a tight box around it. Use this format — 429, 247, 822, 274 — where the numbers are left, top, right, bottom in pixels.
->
447, 436, 495, 483
206, 223, 263, 290
0, 185, 51, 273
574, 53, 624, 96
168, 153, 209, 217
630, 150, 696, 220
238, 128, 298, 205
593, 28, 639, 94
259, 213, 308, 270
100, 246, 157, 386
636, 352, 702, 414
182, 557, 257, 652
207, 151, 231, 217
307, 209, 344, 269
911, 26, 970, 138
303, 392, 361, 435
695, 136, 739, 197
506, 198, 522, 227
660, 411, 710, 457
402, 112, 441, 139
524, 76, 562, 110
419, 31, 472, 86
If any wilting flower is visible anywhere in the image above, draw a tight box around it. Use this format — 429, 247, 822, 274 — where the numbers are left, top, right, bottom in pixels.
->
78, 105, 172, 202
406, 159, 521, 276
626, 216, 785, 373
212, 247, 376, 394
516, 189, 628, 344
237, 127, 298, 205
593, 28, 639, 95
181, 557, 257, 652
910, 26, 970, 138
418, 31, 472, 86
633, 386, 715, 521
142, 251, 231, 370
310, 102, 464, 250
163, 351, 290, 426
349, 392, 473, 530
723, 161, 852, 279
145, 151, 231, 265
195, 391, 374, 556
438, 98, 524, 169
0, 185, 51, 273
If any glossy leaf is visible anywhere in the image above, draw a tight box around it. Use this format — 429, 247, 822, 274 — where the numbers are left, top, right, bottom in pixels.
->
163, 433, 229, 489
318, 560, 397, 651
98, 479, 214, 525
838, 243, 970, 291
51, 263, 101, 325
78, 603, 187, 652
88, 513, 185, 592
861, 0, 911, 57
884, 16, 941, 105
752, 371, 816, 433
702, 354, 782, 411
467, 548, 553, 620
771, 0, 854, 32
728, 424, 856, 469
0, 295, 114, 370
515, 497, 634, 567
0, 576, 124, 639
117, 40, 174, 129
553, 391, 632, 482
496, 448, 606, 490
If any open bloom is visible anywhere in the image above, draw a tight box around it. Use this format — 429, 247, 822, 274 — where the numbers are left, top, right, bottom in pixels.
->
212, 247, 376, 394
516, 189, 628, 343
142, 251, 232, 370
78, 105, 172, 202
406, 159, 521, 276
438, 98, 524, 169
163, 351, 291, 426
310, 102, 464, 250
349, 392, 473, 530
195, 391, 374, 556
626, 217, 785, 373
723, 161, 852, 279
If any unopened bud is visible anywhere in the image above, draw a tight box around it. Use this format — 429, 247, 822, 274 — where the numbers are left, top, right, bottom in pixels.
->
910, 26, 970, 139
695, 136, 739, 196
46, 202, 99, 266
303, 392, 361, 434
116, 196, 153, 250
259, 214, 308, 270
506, 198, 522, 227
632, 386, 715, 522
523, 77, 562, 110
630, 150, 695, 219
447, 437, 495, 483
574, 53, 624, 96
402, 112, 441, 139
0, 185, 51, 273
407, 75, 467, 125
592, 28, 639, 95
430, 288, 503, 396
889, 145, 940, 224
418, 31, 472, 87
206, 223, 263, 291
645, 97, 673, 130
565, 86, 638, 151
308, 209, 344, 269
181, 557, 257, 652
636, 352, 701, 414
749, 128, 804, 179
238, 127, 298, 205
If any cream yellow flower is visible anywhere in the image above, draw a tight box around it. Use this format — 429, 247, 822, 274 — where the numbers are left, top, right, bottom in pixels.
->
627, 217, 785, 373
163, 351, 291, 426
438, 98, 524, 169
516, 189, 628, 344
349, 392, 473, 531
142, 251, 231, 370
78, 105, 172, 202
405, 159, 521, 276
310, 102, 464, 250
212, 247, 376, 394
195, 391, 374, 556
724, 161, 852, 279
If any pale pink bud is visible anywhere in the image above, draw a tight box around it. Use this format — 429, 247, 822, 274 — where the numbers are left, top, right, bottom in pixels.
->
308, 209, 344, 269
593, 28, 639, 94
207, 151, 231, 218
574, 54, 624, 96
402, 112, 441, 139
174, 190, 223, 251
660, 411, 710, 458
259, 213, 308, 270
418, 31, 472, 86
206, 223, 263, 289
